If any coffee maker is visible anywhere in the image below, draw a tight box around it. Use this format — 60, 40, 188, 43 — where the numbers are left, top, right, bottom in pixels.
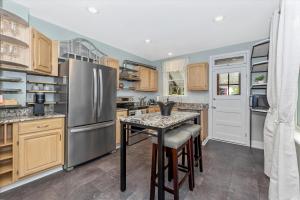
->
33, 93, 45, 116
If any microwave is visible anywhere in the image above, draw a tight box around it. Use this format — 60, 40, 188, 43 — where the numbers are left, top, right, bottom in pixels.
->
250, 95, 269, 109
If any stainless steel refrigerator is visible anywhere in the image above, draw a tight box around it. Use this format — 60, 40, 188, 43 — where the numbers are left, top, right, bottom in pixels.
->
56, 59, 116, 169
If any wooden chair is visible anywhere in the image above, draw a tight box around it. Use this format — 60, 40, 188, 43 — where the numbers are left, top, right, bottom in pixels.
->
150, 129, 194, 200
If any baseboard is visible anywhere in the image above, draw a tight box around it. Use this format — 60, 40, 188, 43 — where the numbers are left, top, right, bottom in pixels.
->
209, 137, 264, 150
0, 166, 63, 193
251, 140, 264, 150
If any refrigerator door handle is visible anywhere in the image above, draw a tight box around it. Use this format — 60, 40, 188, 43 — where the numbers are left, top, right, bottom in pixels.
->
93, 68, 97, 120
70, 121, 115, 133
98, 68, 103, 119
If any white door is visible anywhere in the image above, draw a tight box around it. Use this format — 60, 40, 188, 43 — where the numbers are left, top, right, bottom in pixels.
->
212, 66, 248, 145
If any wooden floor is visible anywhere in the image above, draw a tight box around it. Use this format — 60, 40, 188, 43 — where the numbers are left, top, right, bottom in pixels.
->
0, 140, 269, 200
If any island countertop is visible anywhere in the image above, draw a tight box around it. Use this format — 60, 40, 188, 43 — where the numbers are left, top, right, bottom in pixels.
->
120, 111, 199, 129
0, 113, 66, 124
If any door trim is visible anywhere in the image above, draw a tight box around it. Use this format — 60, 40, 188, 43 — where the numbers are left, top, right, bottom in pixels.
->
209, 50, 250, 146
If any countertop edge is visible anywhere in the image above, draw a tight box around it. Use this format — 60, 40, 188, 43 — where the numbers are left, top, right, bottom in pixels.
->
0, 114, 66, 124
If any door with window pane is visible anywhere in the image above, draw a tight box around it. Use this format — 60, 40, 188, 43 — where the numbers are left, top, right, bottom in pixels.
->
212, 67, 247, 145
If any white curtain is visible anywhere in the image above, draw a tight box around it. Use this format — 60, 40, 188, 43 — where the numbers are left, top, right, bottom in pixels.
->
263, 9, 280, 177
162, 58, 188, 96
162, 58, 188, 72
269, 0, 300, 199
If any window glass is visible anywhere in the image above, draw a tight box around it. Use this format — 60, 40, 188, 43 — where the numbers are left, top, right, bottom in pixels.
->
218, 73, 228, 85
217, 72, 241, 96
229, 72, 240, 84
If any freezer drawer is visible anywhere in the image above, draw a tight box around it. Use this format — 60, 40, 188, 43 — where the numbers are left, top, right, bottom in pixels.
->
65, 121, 115, 168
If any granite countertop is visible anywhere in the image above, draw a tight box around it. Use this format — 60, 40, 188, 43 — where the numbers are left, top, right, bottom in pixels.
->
120, 111, 199, 129
117, 108, 128, 112
0, 113, 66, 124
175, 103, 209, 111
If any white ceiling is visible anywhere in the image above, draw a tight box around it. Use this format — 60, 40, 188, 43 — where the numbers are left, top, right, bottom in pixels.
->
14, 0, 280, 61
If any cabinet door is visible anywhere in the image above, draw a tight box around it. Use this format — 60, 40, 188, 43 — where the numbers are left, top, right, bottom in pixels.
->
18, 129, 63, 178
187, 63, 209, 91
149, 69, 158, 91
136, 67, 150, 91
200, 109, 208, 142
32, 29, 52, 74
100, 57, 119, 89
116, 111, 128, 145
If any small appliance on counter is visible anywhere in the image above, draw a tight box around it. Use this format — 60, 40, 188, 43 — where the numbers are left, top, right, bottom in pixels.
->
33, 93, 45, 116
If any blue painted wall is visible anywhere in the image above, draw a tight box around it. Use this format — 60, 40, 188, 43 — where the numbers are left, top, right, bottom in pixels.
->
1, 0, 159, 101
154, 40, 261, 103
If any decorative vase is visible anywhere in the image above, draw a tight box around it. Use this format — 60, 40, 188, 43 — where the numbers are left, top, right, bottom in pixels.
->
157, 101, 176, 116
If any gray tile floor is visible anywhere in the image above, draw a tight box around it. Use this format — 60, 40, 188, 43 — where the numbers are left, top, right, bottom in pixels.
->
0, 140, 269, 200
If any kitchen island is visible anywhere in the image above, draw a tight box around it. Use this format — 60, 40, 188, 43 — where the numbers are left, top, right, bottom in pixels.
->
119, 111, 201, 200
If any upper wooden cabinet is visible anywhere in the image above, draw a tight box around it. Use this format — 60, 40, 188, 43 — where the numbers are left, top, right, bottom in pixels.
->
100, 56, 119, 89
187, 62, 209, 91
31, 28, 53, 74
135, 66, 158, 92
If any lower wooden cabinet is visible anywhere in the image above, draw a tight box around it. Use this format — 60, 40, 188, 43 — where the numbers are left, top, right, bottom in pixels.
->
17, 118, 64, 179
200, 109, 208, 142
18, 129, 63, 178
116, 110, 128, 146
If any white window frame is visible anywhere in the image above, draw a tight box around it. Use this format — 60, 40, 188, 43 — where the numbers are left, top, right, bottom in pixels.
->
162, 58, 188, 96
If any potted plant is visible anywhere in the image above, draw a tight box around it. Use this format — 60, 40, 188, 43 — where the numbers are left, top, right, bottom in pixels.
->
255, 74, 265, 84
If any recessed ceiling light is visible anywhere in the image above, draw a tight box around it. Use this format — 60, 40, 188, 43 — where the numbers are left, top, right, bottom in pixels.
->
145, 39, 151, 44
214, 15, 224, 22
87, 7, 99, 14
168, 52, 173, 56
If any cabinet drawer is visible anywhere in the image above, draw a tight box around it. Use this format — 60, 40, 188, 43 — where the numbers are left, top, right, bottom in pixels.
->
18, 118, 64, 134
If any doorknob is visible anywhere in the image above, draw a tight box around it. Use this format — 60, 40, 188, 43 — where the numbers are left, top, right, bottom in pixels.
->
212, 106, 216, 109
213, 98, 216, 100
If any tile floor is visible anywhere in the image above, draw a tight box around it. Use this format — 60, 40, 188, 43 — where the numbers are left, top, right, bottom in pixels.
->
0, 140, 269, 200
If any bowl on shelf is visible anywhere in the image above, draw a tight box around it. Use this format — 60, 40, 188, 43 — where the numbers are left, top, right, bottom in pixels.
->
157, 101, 176, 116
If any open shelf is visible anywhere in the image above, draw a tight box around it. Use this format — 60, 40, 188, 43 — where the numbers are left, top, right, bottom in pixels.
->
0, 88, 22, 93
0, 34, 29, 47
251, 60, 268, 72
251, 108, 268, 113
0, 147, 13, 161
27, 101, 57, 105
251, 39, 270, 58
27, 81, 64, 85
0, 105, 23, 109
0, 171, 13, 187
0, 160, 13, 175
119, 77, 141, 81
27, 90, 57, 93
0, 77, 23, 82
119, 66, 138, 72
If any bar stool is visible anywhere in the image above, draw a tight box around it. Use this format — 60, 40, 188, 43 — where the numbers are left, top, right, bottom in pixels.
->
150, 129, 194, 200
180, 123, 203, 173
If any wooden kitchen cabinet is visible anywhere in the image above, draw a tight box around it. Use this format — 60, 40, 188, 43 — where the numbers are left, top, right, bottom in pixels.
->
17, 118, 64, 178
135, 66, 158, 92
148, 105, 160, 113
200, 109, 208, 142
116, 110, 128, 146
31, 28, 53, 74
187, 62, 209, 91
100, 56, 120, 89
